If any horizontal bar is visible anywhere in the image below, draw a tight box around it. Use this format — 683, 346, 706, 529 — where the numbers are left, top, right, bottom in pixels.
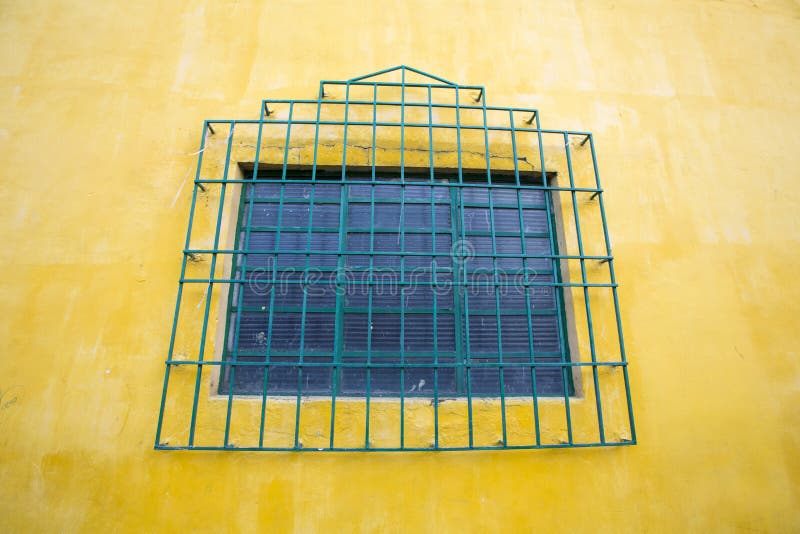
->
218, 262, 559, 271
225, 349, 557, 358
229, 349, 460, 358
197, 178, 602, 195
238, 266, 461, 274
229, 306, 559, 316
262, 98, 536, 114
319, 81, 486, 90
156, 441, 635, 452
186, 249, 611, 261
184, 249, 606, 259
203, 118, 592, 137
166, 360, 627, 368
243, 226, 454, 234
181, 278, 617, 288
236, 198, 549, 210
240, 227, 549, 238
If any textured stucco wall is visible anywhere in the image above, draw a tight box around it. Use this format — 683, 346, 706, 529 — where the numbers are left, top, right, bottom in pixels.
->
0, 0, 799, 531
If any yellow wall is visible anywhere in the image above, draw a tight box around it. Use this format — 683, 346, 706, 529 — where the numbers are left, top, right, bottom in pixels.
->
1, 0, 799, 531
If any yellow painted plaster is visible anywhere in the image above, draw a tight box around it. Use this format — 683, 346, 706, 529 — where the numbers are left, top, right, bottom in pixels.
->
1, 0, 799, 531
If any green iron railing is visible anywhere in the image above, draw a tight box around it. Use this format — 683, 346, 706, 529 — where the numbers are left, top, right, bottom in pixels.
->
154, 66, 636, 451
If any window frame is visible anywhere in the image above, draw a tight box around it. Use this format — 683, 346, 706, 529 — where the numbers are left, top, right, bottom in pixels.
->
214, 165, 578, 400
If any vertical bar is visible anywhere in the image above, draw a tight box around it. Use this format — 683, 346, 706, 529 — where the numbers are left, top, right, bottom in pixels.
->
155, 123, 208, 447
482, 90, 507, 447
427, 86, 434, 181
294, 183, 315, 449
400, 68, 406, 181
365, 85, 378, 448
365, 175, 376, 449
454, 86, 474, 448
399, 70, 406, 449
509, 110, 540, 446
428, 85, 439, 449
311, 92, 323, 180
281, 104, 294, 182
258, 184, 284, 446
188, 121, 235, 447
224, 104, 268, 447
222, 164, 249, 447
564, 133, 605, 444
330, 82, 352, 448
536, 116, 573, 445
449, 188, 465, 400
259, 102, 294, 447
295, 100, 323, 448
589, 134, 636, 443
371, 84, 378, 182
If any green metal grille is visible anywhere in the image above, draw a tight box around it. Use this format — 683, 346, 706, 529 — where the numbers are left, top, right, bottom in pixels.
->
155, 66, 636, 451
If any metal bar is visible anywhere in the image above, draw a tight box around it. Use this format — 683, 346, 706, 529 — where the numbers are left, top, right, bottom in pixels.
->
364, 84, 378, 448
371, 85, 377, 181
328, 82, 351, 448
228, 305, 536, 315
207, 118, 591, 136
482, 91, 507, 446
238, 197, 547, 208
196, 178, 603, 195
224, 348, 543, 358
229, 306, 558, 316
428, 84, 439, 449
536, 112, 573, 445
239, 227, 550, 238
510, 109, 541, 446
311, 97, 322, 180
154, 123, 208, 447
326, 80, 472, 90
222, 151, 251, 447
222, 94, 272, 447
402, 65, 458, 86
453, 86, 475, 447
564, 133, 605, 444
290, 97, 324, 448
258, 103, 294, 446
346, 65, 407, 83
281, 103, 294, 181
182, 277, 619, 288
238, 265, 572, 275
588, 134, 636, 443
187, 248, 611, 261
160, 71, 634, 451
399, 68, 406, 449
168, 360, 628, 368
157, 440, 635, 452
263, 99, 537, 114
257, 112, 292, 445
364, 175, 376, 448
258, 188, 285, 446
188, 122, 235, 447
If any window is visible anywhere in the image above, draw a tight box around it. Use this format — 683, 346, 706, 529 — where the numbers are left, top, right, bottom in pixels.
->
155, 66, 636, 451
219, 169, 573, 399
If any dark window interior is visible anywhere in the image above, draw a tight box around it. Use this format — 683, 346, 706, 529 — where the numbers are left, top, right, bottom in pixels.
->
219, 170, 571, 397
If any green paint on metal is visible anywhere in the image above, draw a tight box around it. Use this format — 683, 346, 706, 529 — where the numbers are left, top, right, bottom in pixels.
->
154, 67, 636, 452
